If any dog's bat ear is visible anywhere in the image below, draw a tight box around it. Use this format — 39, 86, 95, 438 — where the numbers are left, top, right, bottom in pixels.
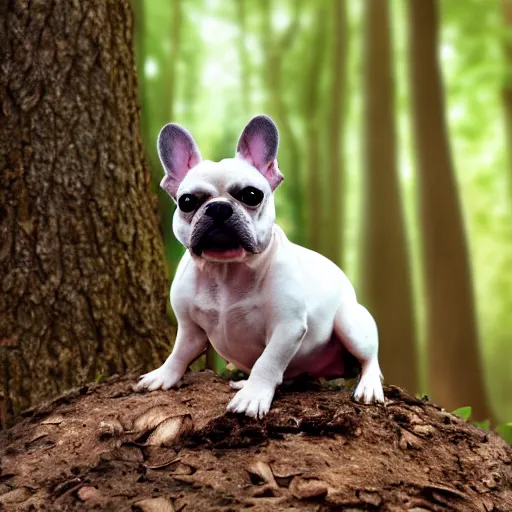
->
236, 115, 284, 191
158, 123, 202, 199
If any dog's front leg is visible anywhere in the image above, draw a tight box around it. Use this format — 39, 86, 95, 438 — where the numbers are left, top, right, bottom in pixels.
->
137, 320, 208, 391
227, 321, 307, 419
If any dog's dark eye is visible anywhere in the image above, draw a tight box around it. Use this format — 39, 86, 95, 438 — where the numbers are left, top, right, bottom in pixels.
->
178, 194, 198, 213
237, 187, 264, 207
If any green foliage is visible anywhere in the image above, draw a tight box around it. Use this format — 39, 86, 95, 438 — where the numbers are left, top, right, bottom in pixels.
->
452, 406, 473, 422
496, 423, 512, 445
473, 419, 491, 430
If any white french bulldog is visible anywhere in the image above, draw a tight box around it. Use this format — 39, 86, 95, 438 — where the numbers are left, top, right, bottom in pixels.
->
137, 115, 384, 418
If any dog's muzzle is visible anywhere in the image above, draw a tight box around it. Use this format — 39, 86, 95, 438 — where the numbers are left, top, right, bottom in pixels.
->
190, 202, 258, 256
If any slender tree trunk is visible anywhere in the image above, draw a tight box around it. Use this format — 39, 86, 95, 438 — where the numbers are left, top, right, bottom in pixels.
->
236, 0, 251, 115
361, 0, 418, 393
323, 0, 348, 267
407, 0, 492, 420
261, 0, 306, 246
0, 0, 174, 427
304, 5, 327, 252
502, 0, 512, 196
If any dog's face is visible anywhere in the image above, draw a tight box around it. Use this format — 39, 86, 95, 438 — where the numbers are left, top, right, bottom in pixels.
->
157, 116, 284, 263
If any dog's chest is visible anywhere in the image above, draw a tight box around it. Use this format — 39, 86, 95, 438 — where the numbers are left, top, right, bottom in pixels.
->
190, 276, 267, 365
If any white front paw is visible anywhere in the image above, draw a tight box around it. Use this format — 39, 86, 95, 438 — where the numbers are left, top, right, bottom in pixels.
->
226, 382, 275, 419
136, 365, 183, 392
352, 364, 384, 404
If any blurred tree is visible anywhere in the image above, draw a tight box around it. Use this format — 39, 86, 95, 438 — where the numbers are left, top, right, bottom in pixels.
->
304, 4, 327, 252
261, 0, 306, 246
323, 0, 348, 267
164, 0, 182, 125
502, 0, 512, 195
361, 0, 418, 393
408, 0, 493, 420
134, 0, 184, 281
0, 0, 174, 426
236, 0, 251, 115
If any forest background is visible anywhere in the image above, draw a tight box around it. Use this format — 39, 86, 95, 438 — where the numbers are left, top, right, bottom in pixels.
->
134, 0, 512, 426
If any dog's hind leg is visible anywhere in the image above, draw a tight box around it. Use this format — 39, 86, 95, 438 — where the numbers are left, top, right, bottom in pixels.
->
333, 301, 384, 404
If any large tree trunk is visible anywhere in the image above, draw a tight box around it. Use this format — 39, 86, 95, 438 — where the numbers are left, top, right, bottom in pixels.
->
361, 0, 418, 393
323, 0, 348, 267
0, 0, 174, 427
407, 0, 492, 420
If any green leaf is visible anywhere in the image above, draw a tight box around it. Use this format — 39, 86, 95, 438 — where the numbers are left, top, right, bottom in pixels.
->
95, 374, 104, 383
496, 423, 512, 445
473, 419, 490, 430
452, 406, 472, 421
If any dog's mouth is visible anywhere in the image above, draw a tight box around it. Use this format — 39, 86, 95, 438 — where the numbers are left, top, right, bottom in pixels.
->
192, 227, 246, 260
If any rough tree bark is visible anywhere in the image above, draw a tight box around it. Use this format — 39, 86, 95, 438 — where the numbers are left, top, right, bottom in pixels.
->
323, 0, 348, 267
408, 0, 492, 420
0, 0, 174, 427
361, 0, 418, 393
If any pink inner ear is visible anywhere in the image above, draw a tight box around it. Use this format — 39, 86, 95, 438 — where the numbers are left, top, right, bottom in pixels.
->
236, 115, 283, 190
158, 123, 202, 198
171, 140, 200, 184
243, 133, 267, 170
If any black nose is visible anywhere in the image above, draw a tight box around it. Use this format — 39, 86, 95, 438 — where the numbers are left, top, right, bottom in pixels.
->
205, 202, 233, 223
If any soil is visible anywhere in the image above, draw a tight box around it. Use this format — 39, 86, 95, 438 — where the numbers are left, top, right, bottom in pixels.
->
0, 371, 510, 512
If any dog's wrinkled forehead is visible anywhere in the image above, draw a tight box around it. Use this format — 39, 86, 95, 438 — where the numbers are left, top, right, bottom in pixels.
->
177, 158, 271, 197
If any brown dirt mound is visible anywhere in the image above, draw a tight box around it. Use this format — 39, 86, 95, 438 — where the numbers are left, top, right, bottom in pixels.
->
0, 371, 510, 511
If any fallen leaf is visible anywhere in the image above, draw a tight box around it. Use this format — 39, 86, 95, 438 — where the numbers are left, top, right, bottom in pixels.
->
99, 419, 124, 438
77, 485, 102, 503
247, 461, 278, 488
399, 429, 422, 450
412, 424, 436, 437
269, 463, 302, 487
41, 415, 65, 425
146, 457, 181, 470
359, 490, 382, 507
131, 406, 177, 433
133, 497, 175, 512
289, 476, 328, 499
0, 487, 31, 505
146, 415, 193, 447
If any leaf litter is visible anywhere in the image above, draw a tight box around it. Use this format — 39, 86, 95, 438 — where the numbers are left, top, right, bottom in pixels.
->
0, 371, 510, 511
